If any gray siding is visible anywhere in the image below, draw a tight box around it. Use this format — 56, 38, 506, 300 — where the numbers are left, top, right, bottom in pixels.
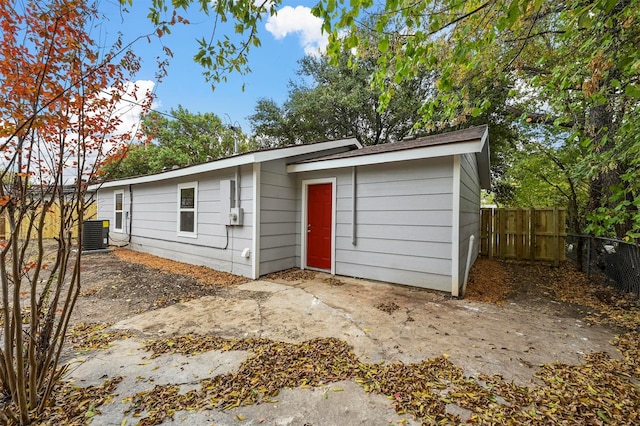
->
96, 165, 254, 277
259, 159, 298, 274
257, 147, 361, 276
95, 148, 481, 293
295, 157, 454, 291
457, 152, 481, 291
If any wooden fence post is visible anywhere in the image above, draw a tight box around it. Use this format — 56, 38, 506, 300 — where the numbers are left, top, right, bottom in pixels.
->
1, 203, 97, 240
499, 209, 506, 259
489, 209, 498, 259
480, 207, 566, 263
552, 207, 559, 267
529, 207, 536, 261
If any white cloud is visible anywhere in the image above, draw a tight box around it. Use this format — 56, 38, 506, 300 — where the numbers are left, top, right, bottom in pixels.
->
254, 0, 274, 10
265, 6, 327, 56
102, 79, 157, 138
64, 79, 157, 182
1, 79, 156, 185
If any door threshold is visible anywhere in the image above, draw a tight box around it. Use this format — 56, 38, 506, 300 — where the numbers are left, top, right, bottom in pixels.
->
304, 267, 331, 274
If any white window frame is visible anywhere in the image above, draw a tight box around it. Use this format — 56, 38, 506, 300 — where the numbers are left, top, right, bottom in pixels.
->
113, 190, 124, 233
177, 182, 198, 237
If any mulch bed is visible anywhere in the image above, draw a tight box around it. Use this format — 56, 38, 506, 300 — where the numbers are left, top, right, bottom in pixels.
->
113, 247, 247, 287
466, 257, 640, 330
465, 258, 513, 304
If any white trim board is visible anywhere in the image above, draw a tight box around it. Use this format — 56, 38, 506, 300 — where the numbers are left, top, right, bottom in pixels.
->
451, 155, 461, 297
300, 177, 337, 275
252, 162, 261, 280
92, 138, 360, 190
287, 139, 487, 174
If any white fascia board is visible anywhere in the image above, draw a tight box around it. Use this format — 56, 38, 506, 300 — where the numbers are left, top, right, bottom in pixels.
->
92, 155, 253, 190
286, 139, 484, 173
253, 138, 360, 163
476, 130, 491, 189
90, 138, 359, 191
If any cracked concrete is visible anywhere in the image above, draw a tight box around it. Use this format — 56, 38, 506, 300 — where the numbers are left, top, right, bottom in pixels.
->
68, 273, 621, 425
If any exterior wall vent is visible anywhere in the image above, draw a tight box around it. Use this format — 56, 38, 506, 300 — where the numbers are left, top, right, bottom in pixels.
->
82, 220, 110, 251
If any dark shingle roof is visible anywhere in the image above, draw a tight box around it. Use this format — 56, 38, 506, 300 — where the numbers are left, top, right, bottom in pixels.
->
295, 124, 488, 163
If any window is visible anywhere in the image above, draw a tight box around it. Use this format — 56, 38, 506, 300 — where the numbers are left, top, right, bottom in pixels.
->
178, 182, 197, 236
114, 190, 124, 232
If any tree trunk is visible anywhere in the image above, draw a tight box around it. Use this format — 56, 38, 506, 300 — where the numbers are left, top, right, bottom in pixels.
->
585, 103, 631, 238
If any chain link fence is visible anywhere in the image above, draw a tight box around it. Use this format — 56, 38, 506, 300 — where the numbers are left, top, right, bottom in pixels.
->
566, 234, 640, 295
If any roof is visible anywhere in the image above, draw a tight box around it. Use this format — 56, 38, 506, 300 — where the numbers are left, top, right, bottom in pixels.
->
287, 125, 491, 189
297, 125, 487, 162
90, 137, 361, 190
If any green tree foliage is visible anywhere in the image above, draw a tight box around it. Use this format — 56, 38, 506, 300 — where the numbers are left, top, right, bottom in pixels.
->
249, 45, 429, 146
142, 0, 281, 89
500, 126, 589, 233
99, 106, 255, 179
314, 0, 640, 239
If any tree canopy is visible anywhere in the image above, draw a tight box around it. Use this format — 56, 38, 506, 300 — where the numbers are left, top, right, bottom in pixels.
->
99, 106, 255, 179
249, 43, 429, 146
313, 0, 640, 239
0, 0, 159, 422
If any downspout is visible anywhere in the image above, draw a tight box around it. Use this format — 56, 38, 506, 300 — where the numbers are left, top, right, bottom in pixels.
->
227, 126, 240, 273
231, 127, 240, 274
351, 166, 357, 245
233, 166, 240, 274
231, 126, 241, 209
235, 166, 241, 209
461, 235, 475, 298
128, 184, 133, 245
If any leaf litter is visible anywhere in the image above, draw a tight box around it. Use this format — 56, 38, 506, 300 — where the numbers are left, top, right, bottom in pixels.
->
30, 328, 640, 425
467, 258, 640, 330
35, 331, 639, 424
465, 258, 514, 304
322, 276, 345, 286
118, 328, 637, 425
125, 337, 360, 425
34, 254, 639, 424
113, 248, 247, 287
375, 301, 401, 313
68, 322, 134, 351
263, 268, 317, 282
32, 376, 123, 425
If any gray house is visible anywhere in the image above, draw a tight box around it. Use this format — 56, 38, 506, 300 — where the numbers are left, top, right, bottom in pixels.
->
92, 125, 490, 296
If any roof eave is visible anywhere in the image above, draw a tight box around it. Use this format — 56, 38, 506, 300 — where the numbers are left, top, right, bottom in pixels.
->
476, 128, 491, 190
286, 138, 487, 173
89, 138, 359, 191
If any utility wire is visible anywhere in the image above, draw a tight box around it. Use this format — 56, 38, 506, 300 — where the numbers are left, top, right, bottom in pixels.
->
98, 87, 239, 137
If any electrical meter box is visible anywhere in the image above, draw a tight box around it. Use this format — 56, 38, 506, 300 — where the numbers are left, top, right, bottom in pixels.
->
229, 207, 243, 225
220, 179, 243, 225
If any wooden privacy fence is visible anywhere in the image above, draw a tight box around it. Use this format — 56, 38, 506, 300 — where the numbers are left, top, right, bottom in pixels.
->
0, 203, 97, 240
480, 207, 567, 265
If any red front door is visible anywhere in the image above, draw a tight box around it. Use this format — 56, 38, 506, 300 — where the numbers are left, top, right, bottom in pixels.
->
306, 183, 332, 270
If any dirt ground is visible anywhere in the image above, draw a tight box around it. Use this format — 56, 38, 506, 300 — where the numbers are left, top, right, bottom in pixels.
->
72, 249, 246, 325
75, 248, 631, 336
55, 248, 639, 425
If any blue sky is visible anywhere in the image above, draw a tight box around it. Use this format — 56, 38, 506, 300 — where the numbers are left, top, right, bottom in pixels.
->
99, 1, 327, 134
